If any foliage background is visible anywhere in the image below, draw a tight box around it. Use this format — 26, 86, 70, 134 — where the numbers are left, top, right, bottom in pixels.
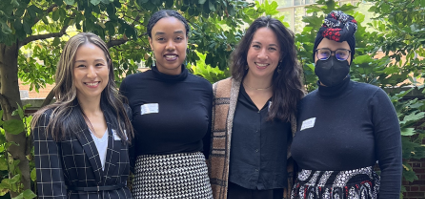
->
0, 0, 424, 198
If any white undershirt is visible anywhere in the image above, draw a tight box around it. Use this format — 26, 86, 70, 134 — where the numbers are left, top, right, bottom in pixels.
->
90, 128, 109, 171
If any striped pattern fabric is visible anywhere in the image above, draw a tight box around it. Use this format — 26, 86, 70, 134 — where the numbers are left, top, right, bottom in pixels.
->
208, 78, 298, 199
132, 152, 213, 199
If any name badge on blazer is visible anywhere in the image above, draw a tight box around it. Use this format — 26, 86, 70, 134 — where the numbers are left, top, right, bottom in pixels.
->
141, 103, 159, 115
112, 129, 128, 141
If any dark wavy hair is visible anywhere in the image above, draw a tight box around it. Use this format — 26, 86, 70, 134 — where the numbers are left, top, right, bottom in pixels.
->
147, 10, 190, 38
230, 16, 305, 122
31, 33, 134, 142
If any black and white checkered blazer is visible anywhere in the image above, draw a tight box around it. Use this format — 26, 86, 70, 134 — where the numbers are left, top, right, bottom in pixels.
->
33, 105, 133, 199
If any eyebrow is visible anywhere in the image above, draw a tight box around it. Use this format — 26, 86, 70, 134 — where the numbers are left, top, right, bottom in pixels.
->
252, 41, 279, 47
154, 30, 185, 36
74, 59, 106, 63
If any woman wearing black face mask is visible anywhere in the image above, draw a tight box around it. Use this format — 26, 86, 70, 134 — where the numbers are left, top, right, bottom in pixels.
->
290, 11, 402, 199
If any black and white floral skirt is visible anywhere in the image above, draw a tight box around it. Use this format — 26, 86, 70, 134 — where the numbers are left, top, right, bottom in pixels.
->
291, 166, 380, 199
132, 152, 213, 199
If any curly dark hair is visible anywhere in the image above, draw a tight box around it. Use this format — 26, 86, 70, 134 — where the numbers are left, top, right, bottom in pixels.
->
230, 16, 305, 122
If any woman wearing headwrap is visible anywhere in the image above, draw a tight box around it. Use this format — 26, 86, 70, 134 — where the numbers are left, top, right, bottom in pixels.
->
290, 11, 402, 199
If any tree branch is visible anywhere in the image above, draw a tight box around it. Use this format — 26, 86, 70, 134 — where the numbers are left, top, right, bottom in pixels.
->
33, 4, 58, 25
107, 39, 128, 48
20, 25, 69, 48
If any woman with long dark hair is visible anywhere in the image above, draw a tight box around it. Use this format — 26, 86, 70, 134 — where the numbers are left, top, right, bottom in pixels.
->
32, 32, 134, 199
208, 16, 305, 199
120, 10, 213, 198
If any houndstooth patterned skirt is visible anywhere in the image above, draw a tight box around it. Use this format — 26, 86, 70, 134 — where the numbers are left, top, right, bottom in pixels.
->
132, 152, 213, 199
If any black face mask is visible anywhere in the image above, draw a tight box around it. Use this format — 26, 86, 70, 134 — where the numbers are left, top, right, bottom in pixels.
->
315, 56, 350, 87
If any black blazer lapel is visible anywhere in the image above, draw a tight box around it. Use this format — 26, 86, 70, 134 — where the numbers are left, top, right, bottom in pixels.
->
75, 113, 105, 184
102, 108, 124, 183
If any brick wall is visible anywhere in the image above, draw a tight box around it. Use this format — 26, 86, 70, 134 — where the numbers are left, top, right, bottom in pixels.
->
18, 80, 54, 99
403, 117, 425, 199
403, 159, 425, 198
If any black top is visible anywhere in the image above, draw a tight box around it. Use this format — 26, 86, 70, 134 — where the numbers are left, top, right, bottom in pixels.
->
119, 65, 212, 158
229, 85, 290, 190
291, 76, 402, 198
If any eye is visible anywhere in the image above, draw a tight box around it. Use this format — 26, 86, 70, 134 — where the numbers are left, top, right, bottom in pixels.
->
156, 37, 165, 42
252, 44, 260, 49
175, 36, 183, 41
268, 47, 277, 51
76, 64, 86, 68
95, 63, 105, 67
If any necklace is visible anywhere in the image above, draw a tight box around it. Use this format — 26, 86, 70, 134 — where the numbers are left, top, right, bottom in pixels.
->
243, 82, 272, 91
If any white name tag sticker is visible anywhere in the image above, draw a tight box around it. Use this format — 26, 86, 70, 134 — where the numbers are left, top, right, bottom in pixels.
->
300, 117, 316, 131
112, 129, 121, 141
112, 129, 128, 141
141, 103, 159, 115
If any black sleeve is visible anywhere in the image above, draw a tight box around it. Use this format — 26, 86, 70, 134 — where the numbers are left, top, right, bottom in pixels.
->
370, 88, 402, 198
33, 112, 67, 199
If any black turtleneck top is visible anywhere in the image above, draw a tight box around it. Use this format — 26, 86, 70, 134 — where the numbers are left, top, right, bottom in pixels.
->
119, 66, 212, 158
291, 76, 402, 198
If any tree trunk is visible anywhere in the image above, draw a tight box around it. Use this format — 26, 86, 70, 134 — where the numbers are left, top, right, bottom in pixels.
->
0, 43, 30, 197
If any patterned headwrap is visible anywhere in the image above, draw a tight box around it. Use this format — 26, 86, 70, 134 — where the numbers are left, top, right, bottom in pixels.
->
313, 11, 358, 63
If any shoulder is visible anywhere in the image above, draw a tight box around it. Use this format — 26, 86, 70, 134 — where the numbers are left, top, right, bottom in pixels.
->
212, 77, 233, 90
300, 89, 319, 102
351, 81, 388, 100
187, 73, 212, 88
122, 70, 152, 85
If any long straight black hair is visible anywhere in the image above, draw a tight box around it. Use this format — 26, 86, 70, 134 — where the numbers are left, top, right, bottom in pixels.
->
230, 16, 305, 122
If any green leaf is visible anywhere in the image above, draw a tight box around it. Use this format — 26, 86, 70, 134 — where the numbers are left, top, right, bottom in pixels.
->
22, 189, 37, 199
64, 0, 75, 5
0, 110, 3, 126
31, 168, 36, 182
401, 128, 416, 136
1, 22, 12, 34
52, 37, 60, 46
401, 112, 425, 125
3, 119, 25, 135
16, 103, 24, 120
23, 20, 32, 34
165, 0, 173, 8
9, 174, 20, 184
13, 20, 22, 30
0, 157, 7, 171
209, 0, 216, 11
11, 193, 23, 199
90, 0, 101, 5
198, 0, 206, 4
52, 10, 60, 21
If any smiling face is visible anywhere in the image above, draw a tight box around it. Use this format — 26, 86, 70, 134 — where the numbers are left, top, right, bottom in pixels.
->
73, 43, 109, 102
246, 27, 281, 80
149, 17, 188, 75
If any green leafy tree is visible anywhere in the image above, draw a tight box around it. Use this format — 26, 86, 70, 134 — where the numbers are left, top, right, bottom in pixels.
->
364, 0, 425, 193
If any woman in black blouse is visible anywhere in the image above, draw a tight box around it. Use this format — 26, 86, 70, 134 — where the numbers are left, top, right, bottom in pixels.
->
208, 16, 305, 199
119, 10, 213, 198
